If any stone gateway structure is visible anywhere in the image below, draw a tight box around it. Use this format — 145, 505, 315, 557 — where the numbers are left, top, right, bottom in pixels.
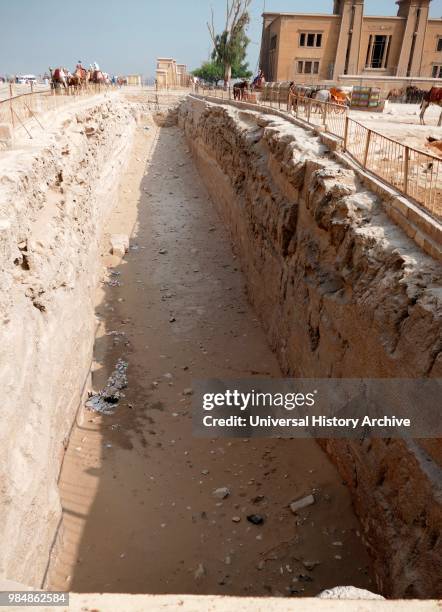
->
259, 0, 442, 87
156, 58, 190, 88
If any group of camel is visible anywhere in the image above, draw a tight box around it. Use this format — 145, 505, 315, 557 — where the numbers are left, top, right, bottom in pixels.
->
50, 66, 116, 90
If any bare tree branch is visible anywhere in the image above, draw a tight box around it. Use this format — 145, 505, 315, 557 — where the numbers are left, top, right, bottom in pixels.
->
208, 0, 252, 85
207, 6, 217, 47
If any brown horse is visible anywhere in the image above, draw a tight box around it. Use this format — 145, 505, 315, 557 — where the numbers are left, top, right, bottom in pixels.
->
233, 80, 249, 101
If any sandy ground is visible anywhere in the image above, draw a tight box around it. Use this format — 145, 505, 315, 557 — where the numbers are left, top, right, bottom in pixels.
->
47, 114, 374, 597
350, 103, 442, 153
0, 83, 50, 101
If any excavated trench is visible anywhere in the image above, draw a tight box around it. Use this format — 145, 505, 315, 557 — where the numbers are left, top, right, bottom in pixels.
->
0, 93, 440, 600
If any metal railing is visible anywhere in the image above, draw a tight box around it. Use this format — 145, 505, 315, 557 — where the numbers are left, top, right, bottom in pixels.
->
0, 84, 115, 138
198, 84, 441, 222
287, 94, 348, 139
199, 85, 348, 140
344, 118, 441, 219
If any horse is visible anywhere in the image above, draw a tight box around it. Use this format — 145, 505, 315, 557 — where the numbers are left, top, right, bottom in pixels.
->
420, 87, 442, 126
313, 89, 331, 103
405, 86, 425, 104
310, 88, 331, 113
287, 84, 319, 113
233, 80, 249, 101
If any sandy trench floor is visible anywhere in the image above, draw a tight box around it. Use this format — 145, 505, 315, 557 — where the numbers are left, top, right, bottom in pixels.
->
47, 114, 374, 597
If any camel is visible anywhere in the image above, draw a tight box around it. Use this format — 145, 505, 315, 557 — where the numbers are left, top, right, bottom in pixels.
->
330, 87, 351, 106
50, 67, 67, 90
426, 136, 442, 158
68, 66, 89, 88
387, 88, 405, 102
420, 88, 442, 126
88, 69, 108, 85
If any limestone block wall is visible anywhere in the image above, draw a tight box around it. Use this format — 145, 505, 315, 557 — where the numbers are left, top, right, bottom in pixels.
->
178, 96, 442, 599
0, 97, 136, 586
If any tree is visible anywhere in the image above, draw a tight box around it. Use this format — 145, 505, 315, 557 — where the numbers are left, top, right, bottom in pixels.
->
207, 0, 252, 86
192, 61, 224, 85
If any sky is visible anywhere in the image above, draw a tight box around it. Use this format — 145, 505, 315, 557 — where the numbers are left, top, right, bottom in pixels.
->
0, 0, 441, 79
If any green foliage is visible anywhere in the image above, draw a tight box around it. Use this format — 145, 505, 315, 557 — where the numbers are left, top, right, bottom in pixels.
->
192, 61, 224, 84
211, 25, 252, 80
207, 0, 252, 83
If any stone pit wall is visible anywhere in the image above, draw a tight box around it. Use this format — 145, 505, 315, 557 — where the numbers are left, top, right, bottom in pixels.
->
178, 96, 442, 599
0, 96, 136, 586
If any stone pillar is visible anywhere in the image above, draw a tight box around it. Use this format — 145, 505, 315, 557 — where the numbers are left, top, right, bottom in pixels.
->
347, 0, 364, 75
333, 0, 353, 79
409, 2, 430, 76
396, 0, 431, 77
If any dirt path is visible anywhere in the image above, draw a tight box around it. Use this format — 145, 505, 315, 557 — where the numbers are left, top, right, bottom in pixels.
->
48, 114, 373, 597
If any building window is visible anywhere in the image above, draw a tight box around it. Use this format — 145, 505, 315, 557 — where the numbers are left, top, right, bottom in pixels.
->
270, 34, 277, 50
297, 60, 320, 74
299, 32, 323, 48
365, 35, 391, 69
437, 37, 442, 52
432, 65, 442, 78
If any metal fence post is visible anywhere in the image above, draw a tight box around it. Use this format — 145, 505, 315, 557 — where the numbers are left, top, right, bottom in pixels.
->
9, 83, 14, 127
323, 103, 328, 129
343, 116, 349, 151
363, 129, 372, 168
404, 146, 409, 195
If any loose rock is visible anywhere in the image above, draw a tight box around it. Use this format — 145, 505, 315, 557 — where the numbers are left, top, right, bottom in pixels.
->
289, 494, 315, 513
212, 487, 230, 500
110, 234, 129, 257
194, 563, 206, 580
247, 514, 264, 525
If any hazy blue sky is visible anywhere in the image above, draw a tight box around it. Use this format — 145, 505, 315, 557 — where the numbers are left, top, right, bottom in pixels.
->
1, 0, 441, 78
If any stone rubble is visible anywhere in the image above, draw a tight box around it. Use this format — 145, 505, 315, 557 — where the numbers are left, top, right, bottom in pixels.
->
86, 358, 128, 415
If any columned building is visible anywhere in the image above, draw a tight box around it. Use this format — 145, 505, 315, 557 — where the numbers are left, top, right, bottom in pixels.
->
259, 0, 442, 85
155, 58, 190, 88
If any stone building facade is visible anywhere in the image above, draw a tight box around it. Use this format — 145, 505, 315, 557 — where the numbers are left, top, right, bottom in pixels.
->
156, 58, 190, 88
259, 0, 442, 87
